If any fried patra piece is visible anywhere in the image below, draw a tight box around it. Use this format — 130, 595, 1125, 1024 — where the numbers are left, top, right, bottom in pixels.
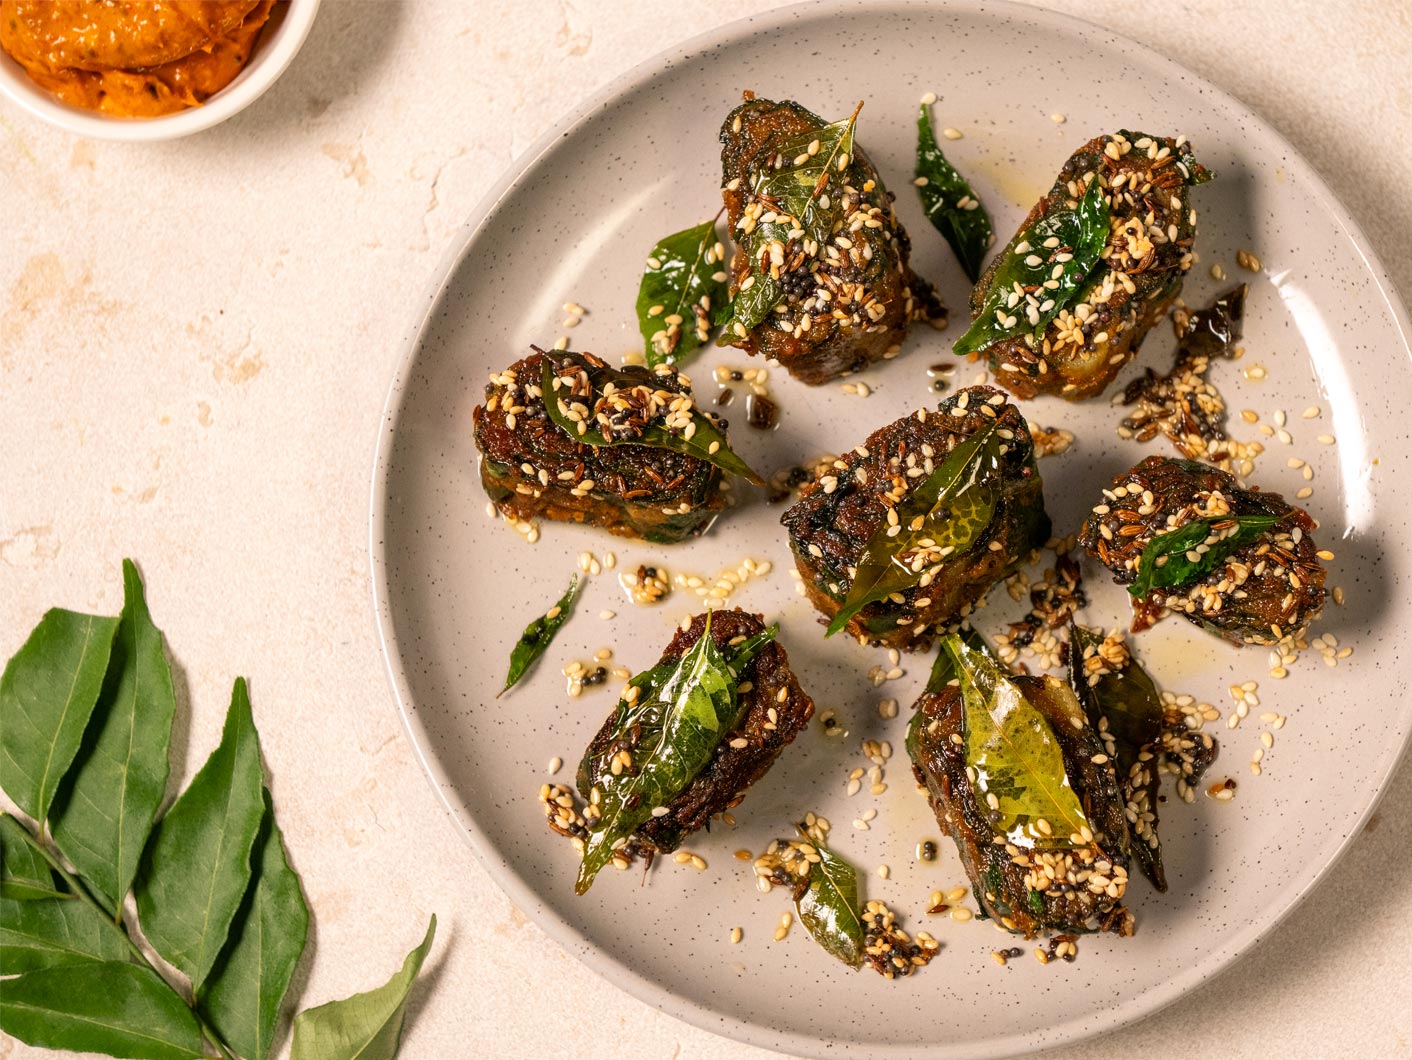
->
781, 386, 1049, 651
576, 609, 814, 869
473, 350, 735, 544
908, 634, 1135, 939
718, 94, 944, 385
1078, 456, 1327, 645
963, 131, 1209, 400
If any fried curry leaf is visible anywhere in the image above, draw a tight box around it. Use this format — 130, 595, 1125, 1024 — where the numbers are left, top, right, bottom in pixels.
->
1068, 623, 1166, 889
1068, 625, 1163, 761
540, 357, 763, 485
915, 102, 992, 282
501, 575, 581, 696
753, 108, 860, 245
945, 634, 1091, 846
827, 420, 1002, 637
717, 272, 783, 341
1129, 515, 1279, 598
718, 105, 861, 340
637, 219, 731, 367
574, 617, 777, 894
954, 175, 1110, 359
793, 825, 864, 969
924, 624, 995, 694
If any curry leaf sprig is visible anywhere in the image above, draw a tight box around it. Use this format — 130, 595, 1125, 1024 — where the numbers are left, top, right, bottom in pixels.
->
1130, 515, 1279, 598
914, 101, 993, 282
0, 561, 435, 1060
636, 218, 731, 367
502, 574, 581, 696
953, 175, 1110, 359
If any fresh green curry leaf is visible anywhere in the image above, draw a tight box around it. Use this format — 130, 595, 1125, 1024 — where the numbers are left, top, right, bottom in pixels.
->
0, 814, 66, 901
0, 815, 130, 974
954, 175, 1110, 359
793, 825, 864, 969
915, 102, 992, 282
1130, 515, 1279, 598
51, 560, 175, 911
946, 634, 1091, 847
290, 915, 434, 1060
0, 961, 204, 1060
201, 790, 309, 1060
574, 616, 777, 894
501, 575, 581, 696
827, 420, 1002, 637
0, 608, 119, 826
637, 219, 731, 367
290, 915, 435, 1060
135, 677, 265, 991
540, 356, 762, 484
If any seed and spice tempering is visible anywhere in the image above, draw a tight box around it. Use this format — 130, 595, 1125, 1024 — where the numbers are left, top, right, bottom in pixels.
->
1078, 456, 1327, 646
1119, 284, 1263, 474
718, 94, 946, 385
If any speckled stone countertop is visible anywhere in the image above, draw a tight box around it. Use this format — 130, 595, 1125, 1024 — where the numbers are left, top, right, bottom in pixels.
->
3, 2, 1410, 1058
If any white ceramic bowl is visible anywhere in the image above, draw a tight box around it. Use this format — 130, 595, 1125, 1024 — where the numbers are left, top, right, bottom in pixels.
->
0, 0, 320, 141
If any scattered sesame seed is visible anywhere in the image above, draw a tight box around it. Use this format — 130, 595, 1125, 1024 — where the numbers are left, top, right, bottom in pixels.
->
1236, 248, 1262, 272
943, 127, 963, 140
920, 91, 937, 106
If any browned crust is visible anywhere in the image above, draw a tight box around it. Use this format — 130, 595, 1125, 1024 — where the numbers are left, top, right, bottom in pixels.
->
718, 96, 943, 385
973, 132, 1203, 401
780, 386, 1049, 651
579, 609, 815, 856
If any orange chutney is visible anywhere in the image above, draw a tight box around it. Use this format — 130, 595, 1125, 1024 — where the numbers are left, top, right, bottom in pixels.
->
0, 0, 275, 117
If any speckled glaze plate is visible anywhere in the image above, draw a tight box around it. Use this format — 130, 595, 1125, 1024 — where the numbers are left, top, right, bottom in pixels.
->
370, 3, 1412, 1056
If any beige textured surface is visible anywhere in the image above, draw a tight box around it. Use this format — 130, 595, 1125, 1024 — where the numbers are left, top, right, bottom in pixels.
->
2, 2, 1410, 1058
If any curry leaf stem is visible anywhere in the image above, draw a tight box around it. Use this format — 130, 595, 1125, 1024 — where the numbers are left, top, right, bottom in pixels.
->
12, 817, 239, 1060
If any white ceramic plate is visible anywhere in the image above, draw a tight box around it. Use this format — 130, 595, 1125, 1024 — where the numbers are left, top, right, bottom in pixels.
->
370, 3, 1412, 1056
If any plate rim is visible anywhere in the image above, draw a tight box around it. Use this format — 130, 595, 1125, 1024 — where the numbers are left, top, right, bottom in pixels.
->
367, 2, 1412, 1056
